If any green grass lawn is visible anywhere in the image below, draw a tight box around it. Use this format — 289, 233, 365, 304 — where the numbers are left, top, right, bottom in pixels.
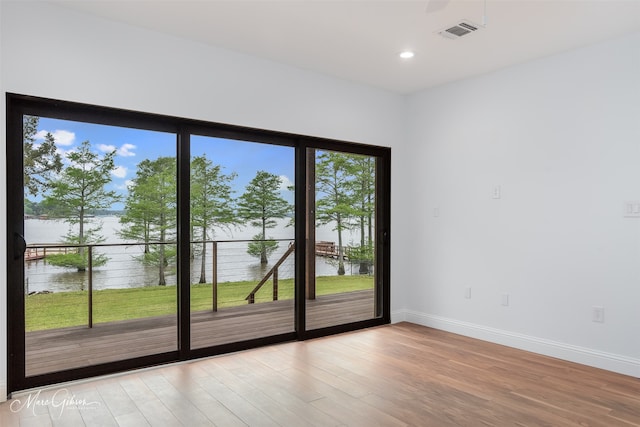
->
26, 275, 374, 331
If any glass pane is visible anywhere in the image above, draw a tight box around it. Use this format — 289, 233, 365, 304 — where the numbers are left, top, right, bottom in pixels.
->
190, 136, 295, 349
306, 150, 377, 330
23, 115, 177, 376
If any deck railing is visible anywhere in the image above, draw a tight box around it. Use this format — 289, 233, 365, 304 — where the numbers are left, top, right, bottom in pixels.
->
245, 242, 295, 304
24, 239, 294, 328
24, 238, 370, 330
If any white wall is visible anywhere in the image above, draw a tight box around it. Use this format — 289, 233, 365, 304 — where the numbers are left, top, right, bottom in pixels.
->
0, 1, 409, 399
403, 32, 640, 377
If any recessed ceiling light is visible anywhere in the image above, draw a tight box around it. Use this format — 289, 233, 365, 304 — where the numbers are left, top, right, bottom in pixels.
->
399, 51, 415, 59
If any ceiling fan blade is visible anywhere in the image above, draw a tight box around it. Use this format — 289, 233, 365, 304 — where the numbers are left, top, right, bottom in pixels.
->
425, 0, 451, 14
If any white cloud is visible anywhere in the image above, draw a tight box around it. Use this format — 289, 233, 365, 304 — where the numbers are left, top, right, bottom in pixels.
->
111, 166, 128, 179
98, 144, 117, 153
98, 143, 135, 157
114, 179, 135, 191
278, 175, 294, 191
34, 129, 76, 146
117, 143, 136, 157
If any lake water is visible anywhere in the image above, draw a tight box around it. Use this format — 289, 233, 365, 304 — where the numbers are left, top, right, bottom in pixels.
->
24, 216, 369, 293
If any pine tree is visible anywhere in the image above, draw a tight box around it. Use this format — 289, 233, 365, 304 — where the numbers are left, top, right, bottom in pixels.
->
238, 171, 291, 264
42, 141, 119, 271
190, 155, 237, 283
120, 157, 176, 285
315, 151, 355, 275
346, 154, 376, 274
23, 115, 63, 197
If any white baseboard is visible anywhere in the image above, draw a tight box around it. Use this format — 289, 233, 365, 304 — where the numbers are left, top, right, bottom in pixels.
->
400, 309, 640, 378
0, 381, 6, 403
390, 309, 407, 323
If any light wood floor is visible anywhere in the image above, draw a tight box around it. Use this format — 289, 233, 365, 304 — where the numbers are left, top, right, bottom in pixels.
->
3, 322, 639, 426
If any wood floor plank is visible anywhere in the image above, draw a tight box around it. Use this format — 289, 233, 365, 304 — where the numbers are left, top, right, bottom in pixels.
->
193, 377, 280, 427
68, 389, 116, 427
113, 410, 152, 427
311, 391, 408, 427
95, 382, 139, 419
160, 369, 247, 427
140, 374, 212, 426
132, 398, 182, 427
225, 353, 342, 426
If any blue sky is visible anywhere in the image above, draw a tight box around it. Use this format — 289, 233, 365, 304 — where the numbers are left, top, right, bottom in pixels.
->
32, 117, 295, 209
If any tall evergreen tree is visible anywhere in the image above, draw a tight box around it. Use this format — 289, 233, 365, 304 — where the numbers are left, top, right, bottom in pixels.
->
237, 171, 291, 264
315, 151, 354, 275
120, 157, 176, 285
190, 155, 237, 283
23, 115, 63, 197
42, 140, 119, 271
119, 160, 155, 253
346, 154, 376, 274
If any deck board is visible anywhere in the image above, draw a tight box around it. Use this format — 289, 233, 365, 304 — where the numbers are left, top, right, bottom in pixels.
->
25, 289, 375, 377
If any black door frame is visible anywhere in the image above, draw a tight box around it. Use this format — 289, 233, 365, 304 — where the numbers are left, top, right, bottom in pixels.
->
6, 93, 391, 394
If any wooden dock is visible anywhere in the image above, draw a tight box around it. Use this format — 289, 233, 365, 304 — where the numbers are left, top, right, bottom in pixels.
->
25, 289, 375, 377
24, 246, 74, 262
315, 241, 348, 259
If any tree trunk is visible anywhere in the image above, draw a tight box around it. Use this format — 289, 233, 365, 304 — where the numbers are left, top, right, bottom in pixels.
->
158, 244, 166, 286
359, 213, 368, 274
337, 213, 345, 275
359, 180, 369, 274
199, 238, 207, 284
158, 212, 166, 286
144, 219, 150, 254
260, 218, 268, 264
190, 223, 196, 260
367, 186, 373, 273
78, 207, 86, 272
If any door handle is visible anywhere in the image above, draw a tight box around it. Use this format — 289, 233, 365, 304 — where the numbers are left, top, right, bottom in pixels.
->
14, 232, 26, 260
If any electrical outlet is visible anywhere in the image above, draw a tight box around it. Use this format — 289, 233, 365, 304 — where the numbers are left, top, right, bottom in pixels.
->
592, 306, 604, 323
501, 294, 509, 306
464, 287, 471, 299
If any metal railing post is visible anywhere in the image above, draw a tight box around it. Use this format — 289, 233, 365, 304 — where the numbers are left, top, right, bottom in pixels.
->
273, 268, 278, 301
212, 241, 218, 312
88, 245, 93, 328
245, 242, 294, 304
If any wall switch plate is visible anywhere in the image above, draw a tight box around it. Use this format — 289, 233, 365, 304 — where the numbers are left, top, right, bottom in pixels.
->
493, 186, 501, 199
592, 306, 604, 323
464, 287, 471, 299
624, 202, 640, 218
433, 207, 440, 217
501, 294, 509, 306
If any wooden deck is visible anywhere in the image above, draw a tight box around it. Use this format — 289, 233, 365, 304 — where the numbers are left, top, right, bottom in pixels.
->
25, 289, 375, 377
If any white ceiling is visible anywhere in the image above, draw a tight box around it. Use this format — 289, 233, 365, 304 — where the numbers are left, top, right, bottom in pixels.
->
55, 0, 640, 94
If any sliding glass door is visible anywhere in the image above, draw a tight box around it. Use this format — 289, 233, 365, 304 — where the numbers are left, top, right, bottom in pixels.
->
189, 134, 295, 349
6, 94, 390, 393
21, 116, 178, 377
305, 149, 384, 331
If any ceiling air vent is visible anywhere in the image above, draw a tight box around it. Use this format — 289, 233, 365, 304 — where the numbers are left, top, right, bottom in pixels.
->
438, 20, 481, 39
